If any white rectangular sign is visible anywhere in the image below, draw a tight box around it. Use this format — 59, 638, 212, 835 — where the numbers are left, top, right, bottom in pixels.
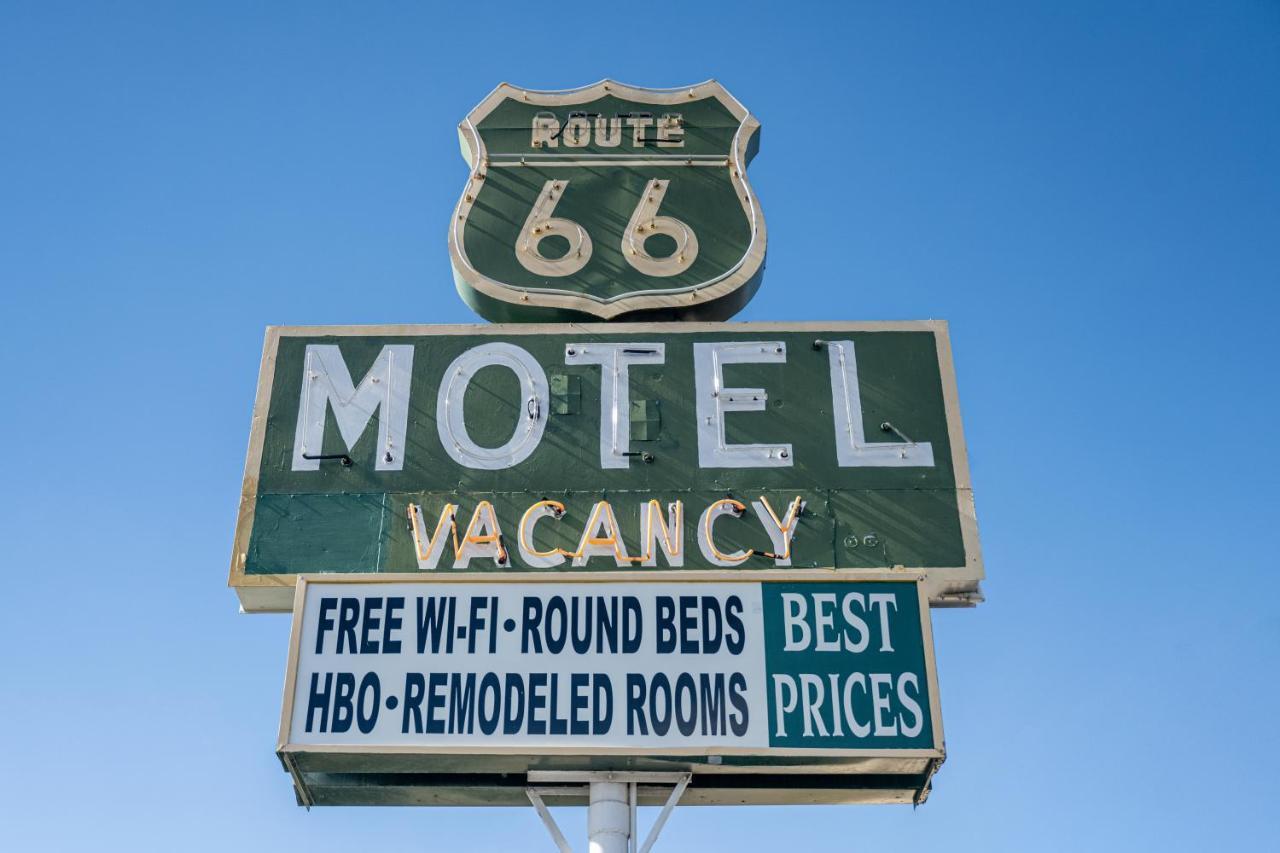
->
280, 576, 942, 758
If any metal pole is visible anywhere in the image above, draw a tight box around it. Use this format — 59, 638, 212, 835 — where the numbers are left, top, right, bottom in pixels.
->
587, 780, 631, 853
628, 782, 638, 853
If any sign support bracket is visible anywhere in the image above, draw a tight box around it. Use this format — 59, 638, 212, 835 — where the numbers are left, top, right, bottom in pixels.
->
636, 773, 690, 853
526, 787, 573, 853
526, 772, 692, 853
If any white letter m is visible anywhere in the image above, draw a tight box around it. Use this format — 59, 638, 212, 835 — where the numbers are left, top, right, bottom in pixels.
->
291, 344, 413, 471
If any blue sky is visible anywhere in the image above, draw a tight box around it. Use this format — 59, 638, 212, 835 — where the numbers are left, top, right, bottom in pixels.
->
1, 2, 1277, 850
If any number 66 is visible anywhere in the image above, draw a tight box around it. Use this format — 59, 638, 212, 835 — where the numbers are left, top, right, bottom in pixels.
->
516, 179, 699, 278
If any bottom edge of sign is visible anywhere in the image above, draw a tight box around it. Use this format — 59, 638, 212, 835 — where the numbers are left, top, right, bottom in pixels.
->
279, 766, 942, 808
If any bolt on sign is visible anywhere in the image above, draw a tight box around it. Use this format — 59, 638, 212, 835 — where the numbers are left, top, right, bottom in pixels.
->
278, 574, 943, 806
228, 321, 982, 613
449, 81, 765, 323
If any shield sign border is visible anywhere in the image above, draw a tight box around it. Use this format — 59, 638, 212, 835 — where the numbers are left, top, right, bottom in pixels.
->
448, 79, 767, 322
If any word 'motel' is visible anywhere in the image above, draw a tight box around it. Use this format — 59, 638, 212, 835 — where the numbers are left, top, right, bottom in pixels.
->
292, 339, 935, 474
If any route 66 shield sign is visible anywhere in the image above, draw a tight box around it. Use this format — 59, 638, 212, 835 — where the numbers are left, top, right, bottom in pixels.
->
449, 80, 766, 322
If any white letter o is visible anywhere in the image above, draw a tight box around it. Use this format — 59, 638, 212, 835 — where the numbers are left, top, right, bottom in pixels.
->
437, 343, 548, 470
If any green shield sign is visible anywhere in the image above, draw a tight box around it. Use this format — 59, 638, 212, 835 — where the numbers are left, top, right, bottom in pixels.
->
449, 81, 765, 322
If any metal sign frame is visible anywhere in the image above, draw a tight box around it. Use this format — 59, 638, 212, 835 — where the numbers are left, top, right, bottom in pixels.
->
276, 571, 945, 807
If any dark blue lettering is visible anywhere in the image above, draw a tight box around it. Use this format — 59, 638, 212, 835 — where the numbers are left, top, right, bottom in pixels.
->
571, 598, 593, 655
626, 674, 647, 735
448, 673, 476, 734
679, 596, 698, 653
725, 596, 745, 655
593, 673, 613, 734
545, 598, 567, 654
622, 597, 642, 653
478, 673, 501, 735
425, 672, 447, 734
416, 597, 451, 654
305, 672, 332, 733
701, 597, 723, 654
360, 597, 382, 654
316, 598, 337, 654
467, 597, 487, 654
656, 597, 675, 654
402, 673, 425, 733
522, 598, 543, 653
356, 673, 380, 734
383, 597, 404, 654
675, 672, 697, 736
729, 672, 749, 736
596, 597, 617, 654
332, 672, 356, 732
548, 673, 567, 735
336, 600, 360, 654
700, 673, 726, 735
649, 673, 671, 736
528, 672, 548, 734
503, 674, 525, 734
570, 673, 589, 735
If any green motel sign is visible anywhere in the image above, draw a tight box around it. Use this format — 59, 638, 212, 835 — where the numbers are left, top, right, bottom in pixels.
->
229, 322, 983, 612
448, 80, 765, 323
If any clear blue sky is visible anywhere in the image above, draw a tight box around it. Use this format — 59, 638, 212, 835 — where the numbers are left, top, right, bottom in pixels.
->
2, 2, 1277, 850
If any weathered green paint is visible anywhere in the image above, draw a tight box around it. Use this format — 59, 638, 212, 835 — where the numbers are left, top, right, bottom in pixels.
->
630, 399, 660, 441
449, 81, 765, 322
230, 322, 982, 611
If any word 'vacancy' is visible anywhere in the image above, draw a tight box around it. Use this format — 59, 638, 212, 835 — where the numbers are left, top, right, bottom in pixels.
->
291, 340, 935, 474
407, 496, 803, 570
